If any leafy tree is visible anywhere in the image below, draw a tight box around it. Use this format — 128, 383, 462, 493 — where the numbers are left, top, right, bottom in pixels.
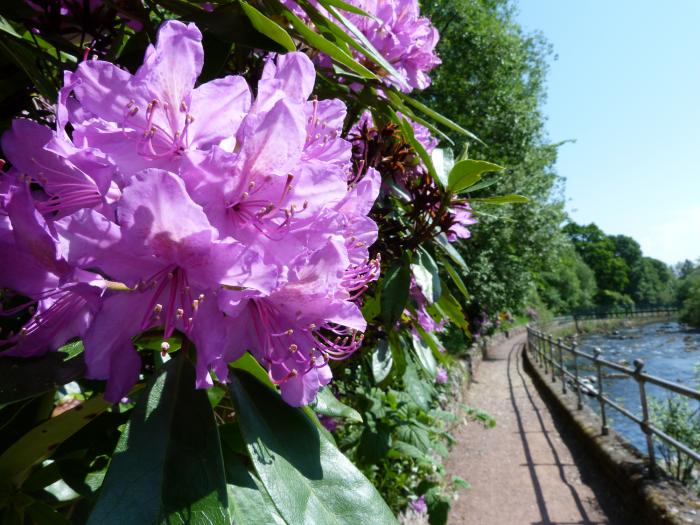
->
564, 222, 631, 303
678, 269, 700, 327
420, 0, 567, 317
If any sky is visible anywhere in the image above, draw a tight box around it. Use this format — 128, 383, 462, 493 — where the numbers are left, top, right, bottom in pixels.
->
515, 0, 700, 266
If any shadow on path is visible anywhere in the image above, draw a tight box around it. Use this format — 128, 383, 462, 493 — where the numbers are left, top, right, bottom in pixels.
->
507, 342, 632, 525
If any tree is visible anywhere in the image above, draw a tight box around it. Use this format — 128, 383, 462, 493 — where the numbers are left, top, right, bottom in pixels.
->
420, 0, 567, 317
564, 222, 631, 303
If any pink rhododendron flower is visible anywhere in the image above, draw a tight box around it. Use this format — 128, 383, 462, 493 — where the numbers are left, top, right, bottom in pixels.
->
447, 203, 477, 242
435, 367, 448, 384
0, 20, 380, 406
281, 0, 440, 92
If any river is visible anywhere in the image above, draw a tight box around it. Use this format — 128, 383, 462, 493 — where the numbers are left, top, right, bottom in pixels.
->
576, 321, 700, 454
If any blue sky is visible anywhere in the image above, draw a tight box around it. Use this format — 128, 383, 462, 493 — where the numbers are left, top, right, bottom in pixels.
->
515, 0, 700, 266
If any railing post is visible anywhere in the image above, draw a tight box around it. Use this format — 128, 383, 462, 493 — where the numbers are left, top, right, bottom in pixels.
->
634, 359, 656, 473
572, 341, 583, 409
593, 347, 609, 435
558, 337, 566, 394
541, 332, 548, 374
548, 335, 556, 383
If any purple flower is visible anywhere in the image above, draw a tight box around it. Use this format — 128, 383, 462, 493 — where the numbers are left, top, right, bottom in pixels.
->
1, 22, 380, 406
435, 367, 448, 384
409, 495, 428, 515
447, 203, 477, 242
318, 415, 339, 433
65, 21, 251, 174
407, 279, 444, 333
282, 0, 440, 92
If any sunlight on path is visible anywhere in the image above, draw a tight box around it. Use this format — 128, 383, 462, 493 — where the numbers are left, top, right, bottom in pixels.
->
447, 333, 629, 525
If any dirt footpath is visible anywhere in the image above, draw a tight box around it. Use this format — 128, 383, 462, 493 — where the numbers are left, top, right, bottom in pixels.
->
447, 333, 631, 525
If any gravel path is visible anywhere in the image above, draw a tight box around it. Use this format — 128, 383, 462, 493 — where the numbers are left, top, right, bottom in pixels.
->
446, 332, 631, 525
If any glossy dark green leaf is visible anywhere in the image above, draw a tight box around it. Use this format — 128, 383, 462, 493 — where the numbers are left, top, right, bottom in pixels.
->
315, 0, 368, 16
434, 286, 470, 334
229, 370, 398, 525
434, 234, 468, 273
0, 394, 110, 486
319, 2, 404, 82
440, 256, 469, 302
414, 325, 446, 363
447, 159, 504, 193
88, 354, 228, 525
240, 1, 296, 51
230, 352, 275, 390
411, 332, 436, 378
225, 453, 286, 525
0, 351, 85, 409
411, 246, 441, 303
381, 258, 411, 327
273, 0, 377, 79
471, 194, 529, 204
371, 339, 393, 384
312, 388, 362, 423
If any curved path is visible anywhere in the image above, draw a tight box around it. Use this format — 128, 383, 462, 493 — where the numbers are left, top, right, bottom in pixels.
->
447, 332, 631, 525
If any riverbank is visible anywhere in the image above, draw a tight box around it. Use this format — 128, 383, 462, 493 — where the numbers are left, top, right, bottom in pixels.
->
547, 314, 679, 340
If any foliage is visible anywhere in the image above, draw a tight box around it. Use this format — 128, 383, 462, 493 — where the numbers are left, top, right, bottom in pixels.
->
678, 266, 700, 328
0, 1, 514, 523
419, 0, 569, 319
564, 222, 677, 309
649, 395, 700, 491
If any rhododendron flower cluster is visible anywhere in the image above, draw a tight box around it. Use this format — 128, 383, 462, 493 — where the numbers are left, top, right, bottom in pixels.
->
0, 20, 380, 406
281, 0, 440, 92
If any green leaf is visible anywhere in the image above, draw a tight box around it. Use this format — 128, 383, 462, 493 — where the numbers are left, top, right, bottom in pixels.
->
319, 2, 405, 83
0, 394, 109, 486
471, 194, 529, 204
371, 339, 393, 384
225, 453, 286, 525
388, 441, 429, 462
88, 354, 228, 525
402, 358, 431, 411
440, 257, 469, 302
276, 1, 377, 79
447, 159, 504, 193
411, 332, 437, 378
314, 0, 369, 16
229, 370, 398, 525
312, 387, 362, 423
397, 114, 441, 187
0, 352, 85, 409
411, 246, 442, 303
459, 177, 498, 193
400, 93, 484, 144
451, 475, 471, 490
230, 352, 275, 390
240, 1, 296, 51
381, 257, 411, 327
434, 234, 468, 273
431, 148, 454, 188
434, 286, 470, 334
414, 325, 446, 362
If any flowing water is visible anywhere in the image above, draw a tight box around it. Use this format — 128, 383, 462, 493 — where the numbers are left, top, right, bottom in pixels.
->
576, 321, 700, 454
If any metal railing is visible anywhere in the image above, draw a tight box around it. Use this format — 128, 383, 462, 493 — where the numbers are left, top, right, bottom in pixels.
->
571, 305, 678, 321
526, 325, 700, 472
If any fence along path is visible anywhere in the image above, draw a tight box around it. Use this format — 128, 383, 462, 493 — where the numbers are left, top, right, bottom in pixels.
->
446, 331, 628, 524
527, 321, 700, 475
